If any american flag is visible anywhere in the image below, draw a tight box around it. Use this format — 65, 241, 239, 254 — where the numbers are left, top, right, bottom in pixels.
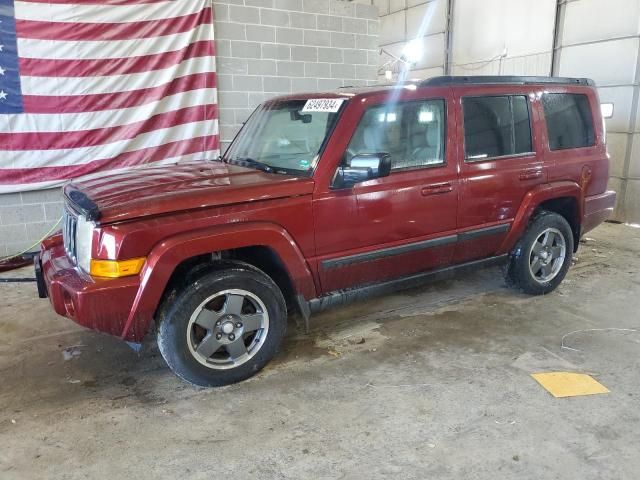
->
0, 0, 219, 193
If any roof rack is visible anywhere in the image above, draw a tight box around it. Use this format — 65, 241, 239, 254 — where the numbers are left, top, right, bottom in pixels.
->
420, 76, 595, 87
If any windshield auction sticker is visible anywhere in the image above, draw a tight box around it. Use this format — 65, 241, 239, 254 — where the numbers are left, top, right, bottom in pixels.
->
301, 99, 345, 113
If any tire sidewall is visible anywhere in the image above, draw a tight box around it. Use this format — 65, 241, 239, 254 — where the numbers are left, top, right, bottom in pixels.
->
157, 267, 287, 387
511, 212, 574, 295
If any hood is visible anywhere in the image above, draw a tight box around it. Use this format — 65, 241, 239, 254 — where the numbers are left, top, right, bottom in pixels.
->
63, 160, 315, 223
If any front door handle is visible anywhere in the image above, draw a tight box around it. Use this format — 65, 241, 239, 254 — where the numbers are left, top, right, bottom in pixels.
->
421, 182, 453, 196
519, 169, 543, 181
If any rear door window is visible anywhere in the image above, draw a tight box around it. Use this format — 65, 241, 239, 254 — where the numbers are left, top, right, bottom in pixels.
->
542, 93, 595, 150
463, 95, 533, 160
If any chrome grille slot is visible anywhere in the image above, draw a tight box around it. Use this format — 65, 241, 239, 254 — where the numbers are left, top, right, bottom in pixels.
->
62, 209, 78, 263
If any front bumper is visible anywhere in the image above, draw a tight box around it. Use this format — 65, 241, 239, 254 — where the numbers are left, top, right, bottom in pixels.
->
583, 190, 617, 235
37, 239, 141, 339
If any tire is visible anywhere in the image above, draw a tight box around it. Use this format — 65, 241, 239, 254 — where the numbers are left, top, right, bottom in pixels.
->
157, 262, 287, 387
506, 210, 574, 295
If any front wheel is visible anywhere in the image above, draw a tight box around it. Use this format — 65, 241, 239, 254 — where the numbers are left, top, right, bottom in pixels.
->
506, 211, 574, 295
157, 263, 287, 387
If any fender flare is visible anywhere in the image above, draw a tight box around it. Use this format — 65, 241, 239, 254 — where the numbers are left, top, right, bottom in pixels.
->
120, 221, 317, 341
498, 181, 583, 254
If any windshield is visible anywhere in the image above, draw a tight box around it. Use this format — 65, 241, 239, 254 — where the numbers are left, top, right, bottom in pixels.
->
224, 99, 345, 175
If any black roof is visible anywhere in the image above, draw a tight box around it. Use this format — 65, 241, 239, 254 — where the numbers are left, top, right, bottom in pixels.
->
420, 76, 595, 87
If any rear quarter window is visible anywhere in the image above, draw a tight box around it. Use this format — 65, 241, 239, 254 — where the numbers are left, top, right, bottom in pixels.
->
542, 93, 595, 150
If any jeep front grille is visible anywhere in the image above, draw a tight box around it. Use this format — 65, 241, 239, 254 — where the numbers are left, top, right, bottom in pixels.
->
62, 209, 78, 263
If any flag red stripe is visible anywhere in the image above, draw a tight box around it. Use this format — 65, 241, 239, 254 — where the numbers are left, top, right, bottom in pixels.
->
1, 135, 220, 184
22, 72, 217, 114
15, 7, 212, 41
0, 105, 218, 151
19, 40, 215, 77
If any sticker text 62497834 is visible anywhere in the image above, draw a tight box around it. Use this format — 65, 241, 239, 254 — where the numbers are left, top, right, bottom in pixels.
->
301, 99, 345, 113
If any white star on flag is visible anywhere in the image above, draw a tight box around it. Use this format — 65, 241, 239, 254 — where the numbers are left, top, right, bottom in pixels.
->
0, 90, 7, 101
0, 66, 5, 76
0, 45, 4, 52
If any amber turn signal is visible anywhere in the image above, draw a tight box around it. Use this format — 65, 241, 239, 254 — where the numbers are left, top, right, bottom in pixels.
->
89, 257, 146, 278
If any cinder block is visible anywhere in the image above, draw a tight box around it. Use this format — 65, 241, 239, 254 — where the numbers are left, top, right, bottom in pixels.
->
330, 0, 355, 17
317, 15, 342, 32
303, 0, 329, 14
389, 0, 405, 13
20, 188, 62, 205
368, 19, 379, 35
213, 3, 229, 22
234, 108, 256, 124
249, 92, 271, 105
276, 27, 304, 44
304, 30, 331, 47
292, 77, 319, 92
292, 46, 318, 62
26, 221, 58, 243
356, 64, 378, 80
317, 78, 344, 90
217, 57, 249, 75
331, 32, 356, 48
43, 202, 64, 222
229, 5, 260, 24
219, 108, 236, 125
263, 76, 292, 93
217, 73, 234, 91
220, 124, 242, 142
277, 60, 305, 77
245, 0, 274, 7
275, 0, 303, 10
318, 47, 343, 63
0, 204, 45, 226
0, 192, 22, 206
246, 25, 276, 42
368, 49, 379, 66
373, 0, 390, 16
231, 41, 262, 58
343, 17, 368, 35
233, 75, 263, 91
0, 224, 27, 243
290, 12, 316, 29
262, 43, 291, 60
343, 48, 369, 65
218, 91, 249, 108
356, 34, 377, 49
248, 59, 278, 76
215, 22, 246, 40
216, 40, 232, 57
261, 8, 290, 27
359, 1, 381, 19
331, 63, 356, 79
305, 62, 326, 77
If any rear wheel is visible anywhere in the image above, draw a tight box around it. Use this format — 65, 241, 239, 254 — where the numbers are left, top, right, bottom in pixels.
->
506, 211, 574, 295
157, 263, 287, 387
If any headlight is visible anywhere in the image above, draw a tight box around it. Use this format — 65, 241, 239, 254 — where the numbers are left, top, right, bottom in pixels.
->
75, 215, 94, 273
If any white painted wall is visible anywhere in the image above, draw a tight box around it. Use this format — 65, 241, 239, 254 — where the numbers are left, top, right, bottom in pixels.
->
359, 0, 640, 222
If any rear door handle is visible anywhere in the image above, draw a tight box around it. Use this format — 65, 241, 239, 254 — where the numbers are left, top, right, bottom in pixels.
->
421, 182, 453, 196
519, 169, 543, 181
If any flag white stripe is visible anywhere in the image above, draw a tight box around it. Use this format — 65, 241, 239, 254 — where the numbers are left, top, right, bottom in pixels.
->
21, 56, 215, 96
14, 0, 206, 23
0, 88, 218, 133
5, 120, 218, 168
16, 23, 214, 60
0, 152, 220, 194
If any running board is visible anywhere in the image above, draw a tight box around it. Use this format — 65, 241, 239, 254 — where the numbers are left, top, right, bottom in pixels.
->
308, 254, 509, 315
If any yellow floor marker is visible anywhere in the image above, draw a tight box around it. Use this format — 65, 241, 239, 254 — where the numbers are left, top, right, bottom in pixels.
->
531, 372, 610, 398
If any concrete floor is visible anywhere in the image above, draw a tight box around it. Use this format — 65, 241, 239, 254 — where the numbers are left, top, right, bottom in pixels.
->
1, 222, 639, 479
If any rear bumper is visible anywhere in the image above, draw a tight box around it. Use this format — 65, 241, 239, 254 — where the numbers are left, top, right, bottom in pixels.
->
583, 190, 617, 235
38, 240, 141, 339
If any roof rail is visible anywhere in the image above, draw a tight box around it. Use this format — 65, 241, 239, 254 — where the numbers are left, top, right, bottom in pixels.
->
420, 76, 595, 87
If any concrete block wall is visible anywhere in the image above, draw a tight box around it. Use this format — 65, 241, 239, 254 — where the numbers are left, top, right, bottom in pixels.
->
0, 189, 63, 259
213, 0, 380, 151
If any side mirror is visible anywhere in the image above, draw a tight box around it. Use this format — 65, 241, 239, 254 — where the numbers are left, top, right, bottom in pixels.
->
333, 153, 392, 189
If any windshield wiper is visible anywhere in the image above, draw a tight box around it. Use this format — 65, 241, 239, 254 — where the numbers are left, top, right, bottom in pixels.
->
229, 157, 274, 173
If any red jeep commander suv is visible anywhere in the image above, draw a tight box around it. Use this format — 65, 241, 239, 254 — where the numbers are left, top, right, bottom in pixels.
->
36, 76, 616, 386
